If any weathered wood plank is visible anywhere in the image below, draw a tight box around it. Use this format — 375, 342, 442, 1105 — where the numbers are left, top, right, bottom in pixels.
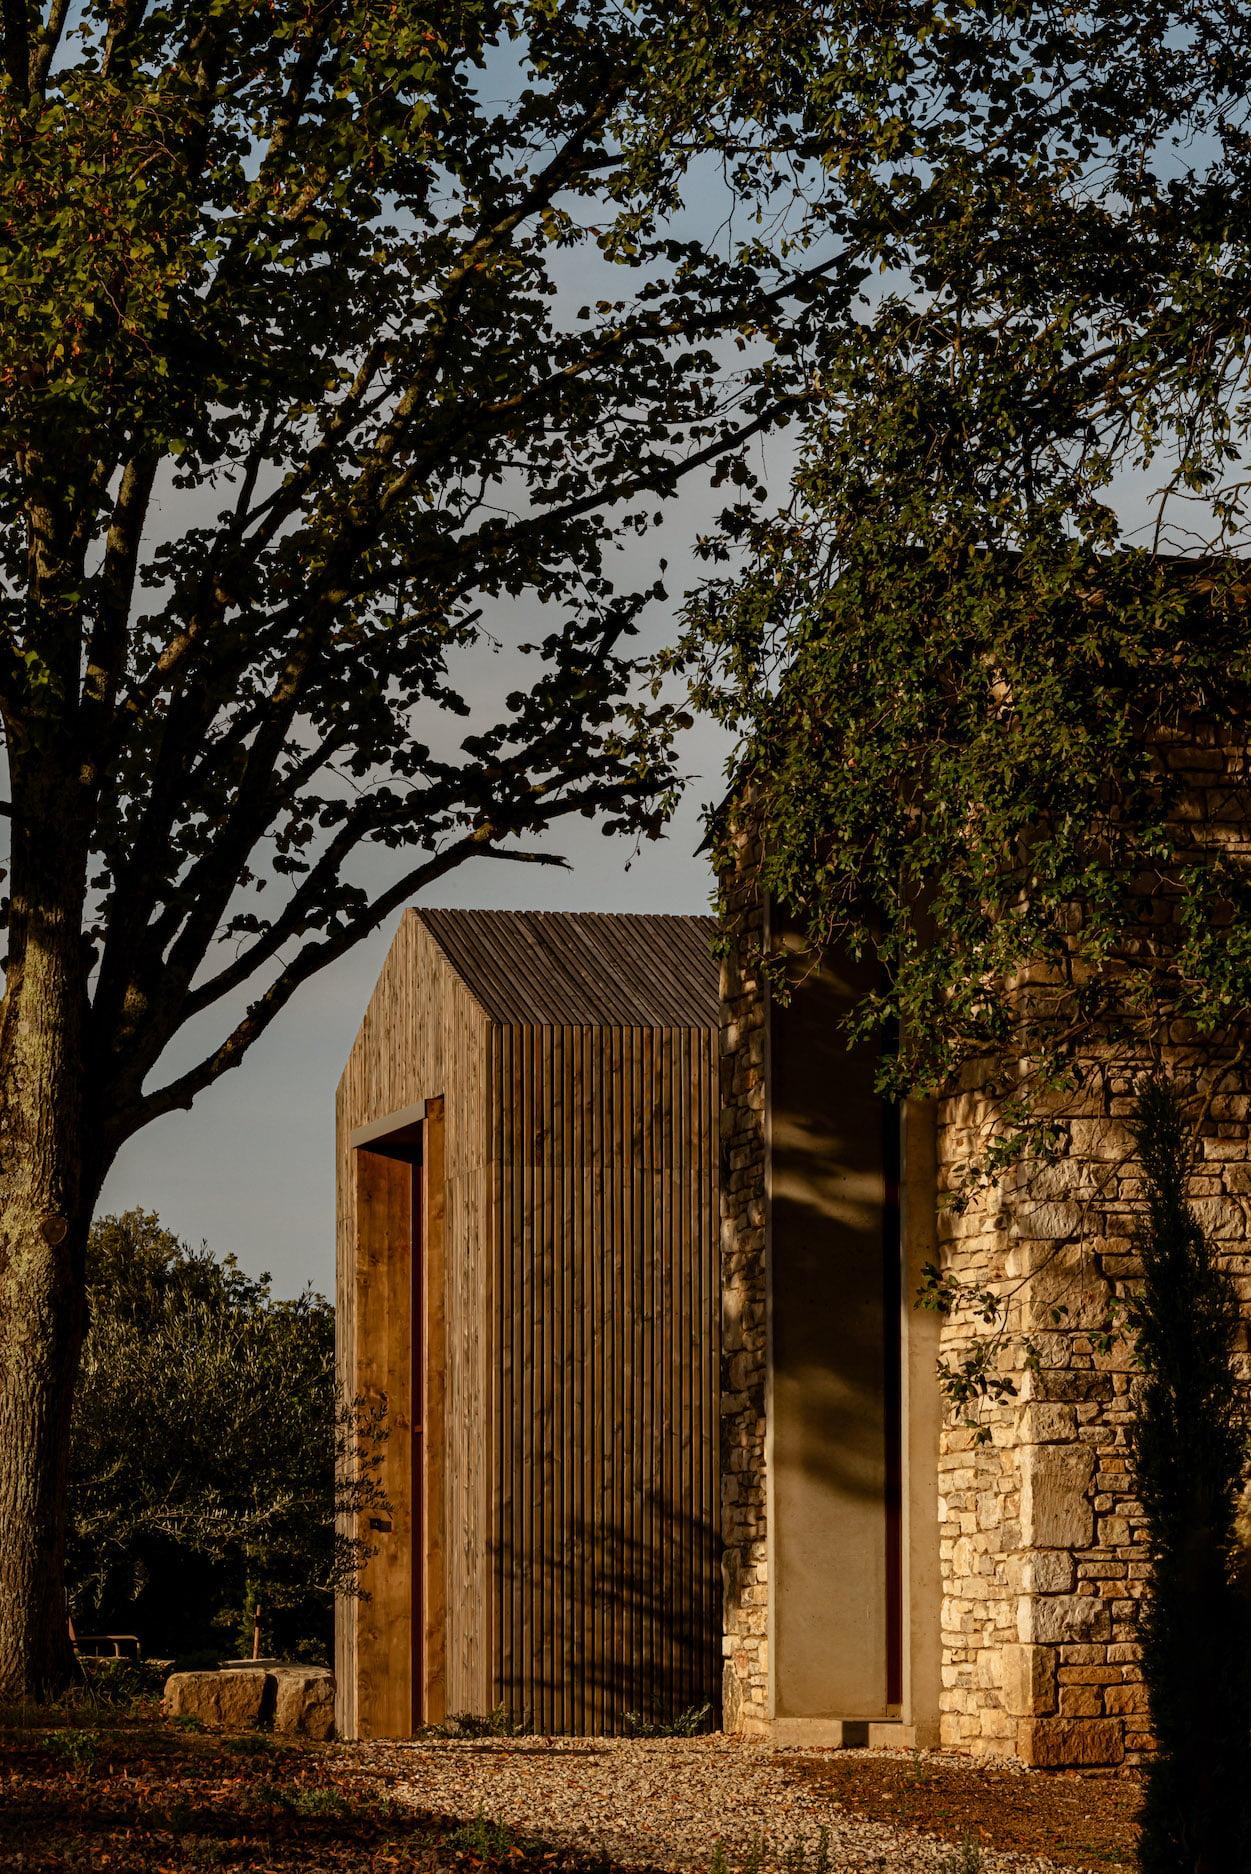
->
423, 1094, 447, 1723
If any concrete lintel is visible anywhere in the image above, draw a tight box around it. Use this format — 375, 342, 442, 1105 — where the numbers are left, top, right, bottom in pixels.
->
350, 1100, 428, 1152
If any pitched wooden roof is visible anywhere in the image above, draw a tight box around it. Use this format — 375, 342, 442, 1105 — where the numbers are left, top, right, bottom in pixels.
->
413, 908, 718, 1028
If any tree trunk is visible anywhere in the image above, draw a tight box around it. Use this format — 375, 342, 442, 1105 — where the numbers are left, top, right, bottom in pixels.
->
0, 750, 97, 1700
0, 1185, 92, 1699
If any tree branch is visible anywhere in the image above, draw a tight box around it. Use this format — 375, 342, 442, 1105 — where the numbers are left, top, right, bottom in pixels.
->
28, 0, 70, 96
109, 815, 591, 1142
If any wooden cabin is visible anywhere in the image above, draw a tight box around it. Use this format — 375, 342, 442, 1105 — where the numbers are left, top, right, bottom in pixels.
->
335, 908, 720, 1739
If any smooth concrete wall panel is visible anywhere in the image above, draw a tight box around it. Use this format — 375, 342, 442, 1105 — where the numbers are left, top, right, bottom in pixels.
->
769, 947, 893, 1721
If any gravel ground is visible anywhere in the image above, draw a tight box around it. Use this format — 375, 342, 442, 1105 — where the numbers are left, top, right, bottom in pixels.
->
369, 1735, 1107, 1874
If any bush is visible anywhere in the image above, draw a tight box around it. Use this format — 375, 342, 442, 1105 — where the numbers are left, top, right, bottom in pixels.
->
68, 1211, 385, 1663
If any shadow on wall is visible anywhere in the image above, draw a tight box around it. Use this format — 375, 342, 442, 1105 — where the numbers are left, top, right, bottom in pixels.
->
767, 936, 899, 1719
770, 951, 894, 1514
493, 1501, 721, 1734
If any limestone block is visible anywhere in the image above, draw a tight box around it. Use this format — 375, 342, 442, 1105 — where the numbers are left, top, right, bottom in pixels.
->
1008, 1550, 1074, 1595
271, 1666, 335, 1740
1058, 1685, 1103, 1718
1067, 1120, 1125, 1162
1018, 1593, 1111, 1645
1018, 1717, 1125, 1768
1020, 1403, 1078, 1444
1000, 1644, 1056, 1718
163, 1669, 270, 1730
1104, 1682, 1150, 1716
1021, 1443, 1094, 1549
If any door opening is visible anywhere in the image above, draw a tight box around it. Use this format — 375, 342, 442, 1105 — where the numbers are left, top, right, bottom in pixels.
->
352, 1095, 445, 1733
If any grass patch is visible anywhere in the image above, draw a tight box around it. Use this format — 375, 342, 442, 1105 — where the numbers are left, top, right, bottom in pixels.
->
45, 1728, 100, 1771
223, 1732, 278, 1756
447, 1810, 524, 1857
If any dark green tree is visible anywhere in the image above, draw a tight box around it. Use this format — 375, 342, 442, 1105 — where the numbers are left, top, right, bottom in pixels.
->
679, 0, 1251, 1123
69, 1211, 384, 1663
1129, 1079, 1251, 1874
0, 0, 843, 1696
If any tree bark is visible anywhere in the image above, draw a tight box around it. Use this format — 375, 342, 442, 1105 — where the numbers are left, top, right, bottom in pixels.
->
0, 740, 98, 1700
0, 1182, 92, 1699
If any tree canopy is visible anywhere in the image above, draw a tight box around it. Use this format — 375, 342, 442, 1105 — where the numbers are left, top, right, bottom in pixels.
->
0, 0, 859, 1700
679, 0, 1251, 1144
0, 0, 831, 1161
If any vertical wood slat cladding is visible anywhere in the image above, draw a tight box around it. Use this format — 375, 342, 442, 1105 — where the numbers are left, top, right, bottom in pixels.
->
339, 909, 718, 1738
493, 1019, 720, 1733
422, 1095, 447, 1722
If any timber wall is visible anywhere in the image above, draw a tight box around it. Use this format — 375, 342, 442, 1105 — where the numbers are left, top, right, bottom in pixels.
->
335, 913, 492, 1736
491, 1020, 720, 1732
337, 909, 721, 1738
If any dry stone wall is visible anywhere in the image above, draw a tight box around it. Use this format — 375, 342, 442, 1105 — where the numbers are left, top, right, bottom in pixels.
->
717, 723, 1251, 1771
935, 1047, 1251, 1768
933, 723, 1251, 1767
718, 811, 770, 1733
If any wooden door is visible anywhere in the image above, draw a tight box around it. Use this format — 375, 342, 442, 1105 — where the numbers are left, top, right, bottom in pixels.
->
354, 1142, 417, 1735
352, 1099, 447, 1736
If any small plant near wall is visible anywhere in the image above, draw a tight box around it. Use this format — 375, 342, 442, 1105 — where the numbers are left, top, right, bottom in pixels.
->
622, 1701, 713, 1738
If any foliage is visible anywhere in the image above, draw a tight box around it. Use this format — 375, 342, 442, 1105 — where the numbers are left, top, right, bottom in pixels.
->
1128, 1078, 1251, 1873
622, 1700, 712, 1737
670, 0, 1251, 1442
68, 1210, 385, 1661
676, 0, 1251, 1122
418, 1704, 530, 1740
0, 0, 835, 1162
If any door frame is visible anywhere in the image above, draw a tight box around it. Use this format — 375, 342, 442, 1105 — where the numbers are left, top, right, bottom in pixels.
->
351, 1096, 447, 1732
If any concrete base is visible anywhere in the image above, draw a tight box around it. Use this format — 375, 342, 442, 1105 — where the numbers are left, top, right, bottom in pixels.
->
766, 1717, 933, 1749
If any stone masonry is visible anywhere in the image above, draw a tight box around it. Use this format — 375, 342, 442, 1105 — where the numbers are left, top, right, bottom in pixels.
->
718, 809, 770, 1733
717, 723, 1251, 1770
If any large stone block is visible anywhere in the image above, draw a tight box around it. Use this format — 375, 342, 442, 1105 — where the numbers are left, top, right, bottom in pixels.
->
163, 1669, 270, 1730
1000, 1644, 1056, 1718
1021, 1443, 1094, 1549
1018, 1593, 1111, 1645
1019, 1403, 1078, 1445
271, 1666, 335, 1740
1006, 1549, 1075, 1595
1018, 1717, 1125, 1768
163, 1665, 336, 1737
